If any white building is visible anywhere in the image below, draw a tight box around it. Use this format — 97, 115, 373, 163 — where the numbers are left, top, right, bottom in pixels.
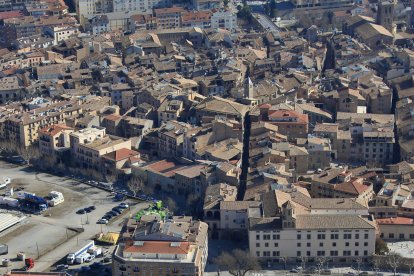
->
76, 0, 112, 25
211, 9, 237, 31
248, 191, 377, 262
90, 15, 110, 34
44, 25, 79, 45
113, 0, 169, 13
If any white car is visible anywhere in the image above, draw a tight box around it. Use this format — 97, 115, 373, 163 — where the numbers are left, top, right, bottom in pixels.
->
97, 219, 108, 224
85, 254, 95, 262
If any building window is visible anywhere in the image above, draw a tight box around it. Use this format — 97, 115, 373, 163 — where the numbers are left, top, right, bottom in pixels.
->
273, 234, 280, 239
355, 251, 359, 256
297, 243, 301, 247
307, 243, 311, 247
332, 242, 337, 247
343, 251, 351, 256
297, 251, 301, 257
364, 250, 368, 256
274, 243, 279, 247
256, 235, 260, 240
320, 242, 324, 247
389, 233, 394, 239
256, 251, 260, 257
344, 234, 352, 239
307, 234, 311, 239
399, 233, 405, 239
330, 251, 338, 256
307, 251, 311, 256
317, 234, 326, 240
265, 243, 269, 247
364, 234, 369, 239
317, 251, 325, 256
345, 242, 350, 246
355, 234, 359, 239
331, 234, 339, 239
297, 234, 301, 240
256, 243, 260, 247
364, 242, 368, 246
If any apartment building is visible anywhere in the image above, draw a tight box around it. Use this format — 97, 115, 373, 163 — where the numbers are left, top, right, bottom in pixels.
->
210, 9, 237, 31
311, 168, 375, 204
260, 107, 309, 139
113, 0, 169, 13
157, 99, 184, 126
336, 112, 395, 166
377, 216, 414, 241
181, 10, 211, 29
38, 124, 74, 155
113, 216, 208, 276
154, 7, 185, 29
158, 120, 191, 158
0, 76, 25, 104
249, 190, 376, 262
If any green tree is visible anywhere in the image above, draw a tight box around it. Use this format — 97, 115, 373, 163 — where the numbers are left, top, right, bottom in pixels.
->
375, 237, 389, 255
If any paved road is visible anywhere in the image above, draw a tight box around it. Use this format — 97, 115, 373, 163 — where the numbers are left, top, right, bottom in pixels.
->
253, 13, 280, 38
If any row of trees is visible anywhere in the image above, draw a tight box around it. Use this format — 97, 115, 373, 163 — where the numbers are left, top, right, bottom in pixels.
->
213, 250, 414, 276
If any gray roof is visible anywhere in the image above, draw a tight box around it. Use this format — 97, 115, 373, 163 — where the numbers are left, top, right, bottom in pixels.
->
295, 215, 375, 230
310, 198, 366, 210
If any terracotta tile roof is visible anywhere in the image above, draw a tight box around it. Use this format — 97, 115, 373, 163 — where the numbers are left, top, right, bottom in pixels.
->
124, 240, 190, 254
0, 11, 23, 20
154, 6, 186, 14
377, 217, 414, 225
181, 11, 211, 23
38, 124, 73, 137
103, 114, 122, 122
334, 179, 370, 195
103, 148, 139, 162
268, 109, 309, 124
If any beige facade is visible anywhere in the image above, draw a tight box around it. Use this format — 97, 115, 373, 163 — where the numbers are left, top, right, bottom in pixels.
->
112, 216, 208, 276
38, 124, 74, 155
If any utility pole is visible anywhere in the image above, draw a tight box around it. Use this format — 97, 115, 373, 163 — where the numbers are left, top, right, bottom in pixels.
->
36, 242, 39, 258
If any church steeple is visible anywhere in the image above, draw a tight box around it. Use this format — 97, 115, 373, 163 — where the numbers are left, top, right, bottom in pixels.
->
244, 77, 254, 99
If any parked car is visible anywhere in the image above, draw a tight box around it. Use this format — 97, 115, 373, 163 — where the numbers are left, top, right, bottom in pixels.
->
85, 255, 95, 262
97, 219, 108, 224
76, 209, 86, 215
118, 203, 129, 209
56, 264, 69, 271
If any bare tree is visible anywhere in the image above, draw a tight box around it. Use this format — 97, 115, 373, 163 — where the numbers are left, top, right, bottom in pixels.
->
406, 259, 414, 276
387, 253, 402, 276
17, 144, 41, 166
214, 249, 260, 276
316, 257, 327, 275
127, 175, 144, 197
300, 256, 308, 271
279, 256, 288, 270
370, 257, 381, 276
353, 257, 364, 274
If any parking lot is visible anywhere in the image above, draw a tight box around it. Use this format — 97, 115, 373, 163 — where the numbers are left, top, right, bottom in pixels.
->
0, 160, 149, 274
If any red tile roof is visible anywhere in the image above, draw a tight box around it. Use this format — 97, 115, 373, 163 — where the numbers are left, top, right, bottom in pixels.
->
334, 179, 370, 195
103, 148, 139, 162
268, 109, 309, 124
377, 217, 414, 225
143, 159, 186, 177
38, 124, 73, 137
124, 240, 190, 254
0, 11, 23, 20
181, 11, 211, 23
